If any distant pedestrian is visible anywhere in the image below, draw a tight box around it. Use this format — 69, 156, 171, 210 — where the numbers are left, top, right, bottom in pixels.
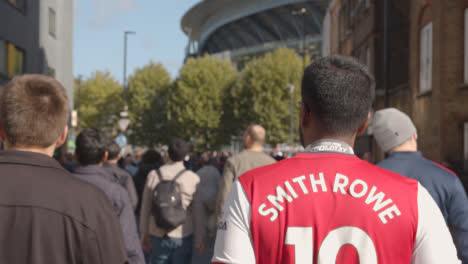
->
374, 107, 468, 263
215, 124, 276, 223
0, 74, 128, 264
192, 153, 222, 264
104, 142, 139, 210
140, 138, 203, 264
73, 128, 144, 264
124, 154, 139, 176
134, 149, 164, 216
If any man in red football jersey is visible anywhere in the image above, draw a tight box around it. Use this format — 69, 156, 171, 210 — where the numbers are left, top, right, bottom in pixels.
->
212, 56, 460, 264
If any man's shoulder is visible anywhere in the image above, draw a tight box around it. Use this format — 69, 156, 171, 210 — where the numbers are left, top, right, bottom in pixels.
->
230, 150, 275, 164
73, 167, 127, 199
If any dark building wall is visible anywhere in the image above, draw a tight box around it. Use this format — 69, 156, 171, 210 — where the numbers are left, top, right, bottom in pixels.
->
409, 0, 468, 172
0, 0, 41, 84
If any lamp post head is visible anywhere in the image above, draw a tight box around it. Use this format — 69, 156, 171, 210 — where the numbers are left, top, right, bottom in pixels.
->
125, 30, 136, 35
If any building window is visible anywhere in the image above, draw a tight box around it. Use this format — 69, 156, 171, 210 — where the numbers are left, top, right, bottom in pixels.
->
0, 40, 6, 76
47, 67, 56, 78
0, 41, 25, 78
464, 9, 468, 83
49, 8, 56, 38
419, 22, 433, 94
7, 0, 25, 11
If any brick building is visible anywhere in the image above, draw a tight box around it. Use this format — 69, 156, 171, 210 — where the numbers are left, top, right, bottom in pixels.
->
323, 0, 468, 176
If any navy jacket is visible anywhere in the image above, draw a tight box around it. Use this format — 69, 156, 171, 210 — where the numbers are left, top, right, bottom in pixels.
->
378, 151, 468, 263
73, 165, 144, 264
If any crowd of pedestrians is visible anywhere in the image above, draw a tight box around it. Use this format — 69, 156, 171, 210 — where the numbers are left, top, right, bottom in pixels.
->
1, 55, 468, 264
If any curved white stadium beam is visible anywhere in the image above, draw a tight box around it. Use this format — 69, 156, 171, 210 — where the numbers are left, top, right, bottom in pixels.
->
181, 0, 329, 51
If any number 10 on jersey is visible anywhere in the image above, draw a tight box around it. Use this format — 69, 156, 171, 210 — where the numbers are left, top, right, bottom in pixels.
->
285, 226, 377, 263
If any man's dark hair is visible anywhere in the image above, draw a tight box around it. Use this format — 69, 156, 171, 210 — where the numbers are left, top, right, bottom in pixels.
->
168, 138, 189, 162
301, 55, 375, 135
76, 128, 108, 166
142, 150, 163, 165
0, 74, 70, 148
107, 142, 121, 160
200, 152, 211, 166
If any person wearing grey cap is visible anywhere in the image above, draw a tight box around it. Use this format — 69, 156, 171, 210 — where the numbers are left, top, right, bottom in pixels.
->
374, 107, 468, 263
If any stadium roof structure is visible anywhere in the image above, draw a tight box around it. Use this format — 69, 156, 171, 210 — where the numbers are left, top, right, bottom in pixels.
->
181, 0, 330, 57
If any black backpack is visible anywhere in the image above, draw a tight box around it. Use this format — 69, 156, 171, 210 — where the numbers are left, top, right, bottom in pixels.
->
151, 168, 187, 231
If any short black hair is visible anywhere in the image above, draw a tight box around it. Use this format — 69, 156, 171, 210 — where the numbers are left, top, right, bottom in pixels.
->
168, 138, 189, 162
142, 150, 162, 164
200, 152, 211, 166
301, 55, 375, 135
107, 142, 121, 160
76, 128, 108, 166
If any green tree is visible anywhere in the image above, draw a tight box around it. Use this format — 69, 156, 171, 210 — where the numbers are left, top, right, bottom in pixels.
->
74, 71, 123, 131
167, 55, 237, 150
229, 48, 303, 145
127, 62, 172, 147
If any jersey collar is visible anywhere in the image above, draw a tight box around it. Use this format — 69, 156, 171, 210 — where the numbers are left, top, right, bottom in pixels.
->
303, 139, 355, 155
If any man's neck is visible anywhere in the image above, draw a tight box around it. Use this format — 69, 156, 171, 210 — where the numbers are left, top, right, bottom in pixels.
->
305, 135, 356, 149
6, 146, 55, 157
246, 145, 262, 152
389, 147, 417, 154
389, 140, 417, 154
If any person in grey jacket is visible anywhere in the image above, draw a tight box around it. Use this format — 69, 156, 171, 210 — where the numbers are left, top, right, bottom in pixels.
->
104, 142, 138, 210
373, 108, 468, 263
215, 124, 276, 223
73, 128, 145, 264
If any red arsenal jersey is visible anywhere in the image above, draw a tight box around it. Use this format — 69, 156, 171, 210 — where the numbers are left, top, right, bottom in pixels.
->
213, 142, 459, 264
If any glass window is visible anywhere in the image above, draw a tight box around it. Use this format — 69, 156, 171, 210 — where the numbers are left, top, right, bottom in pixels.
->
6, 43, 24, 78
419, 22, 433, 94
8, 0, 25, 11
49, 8, 56, 38
0, 40, 6, 75
47, 67, 56, 78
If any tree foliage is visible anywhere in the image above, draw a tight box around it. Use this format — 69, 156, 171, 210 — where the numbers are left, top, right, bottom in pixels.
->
229, 48, 304, 145
127, 62, 171, 147
167, 55, 237, 150
74, 71, 123, 131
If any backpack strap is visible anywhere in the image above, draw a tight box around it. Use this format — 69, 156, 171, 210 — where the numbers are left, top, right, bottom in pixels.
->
172, 168, 187, 182
155, 169, 163, 182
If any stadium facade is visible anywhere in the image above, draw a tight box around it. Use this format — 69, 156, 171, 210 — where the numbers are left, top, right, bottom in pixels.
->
181, 0, 330, 65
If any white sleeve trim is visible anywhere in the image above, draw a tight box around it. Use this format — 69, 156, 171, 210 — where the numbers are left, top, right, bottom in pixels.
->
412, 183, 460, 264
212, 180, 256, 264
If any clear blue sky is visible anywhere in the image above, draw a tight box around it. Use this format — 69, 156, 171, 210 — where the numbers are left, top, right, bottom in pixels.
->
73, 0, 199, 82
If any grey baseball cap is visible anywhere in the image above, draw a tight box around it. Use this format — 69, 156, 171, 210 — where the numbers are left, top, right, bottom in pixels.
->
373, 108, 417, 153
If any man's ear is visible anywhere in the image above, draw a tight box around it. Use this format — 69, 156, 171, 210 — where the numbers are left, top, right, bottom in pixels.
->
300, 103, 310, 130
55, 126, 69, 148
102, 151, 109, 163
357, 112, 372, 135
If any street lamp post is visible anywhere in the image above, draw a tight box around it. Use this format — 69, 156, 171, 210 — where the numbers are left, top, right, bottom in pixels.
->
286, 84, 295, 148
123, 30, 136, 110
292, 8, 307, 70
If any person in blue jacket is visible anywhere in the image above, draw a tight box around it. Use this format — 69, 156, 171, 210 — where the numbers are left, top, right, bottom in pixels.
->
373, 108, 468, 263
